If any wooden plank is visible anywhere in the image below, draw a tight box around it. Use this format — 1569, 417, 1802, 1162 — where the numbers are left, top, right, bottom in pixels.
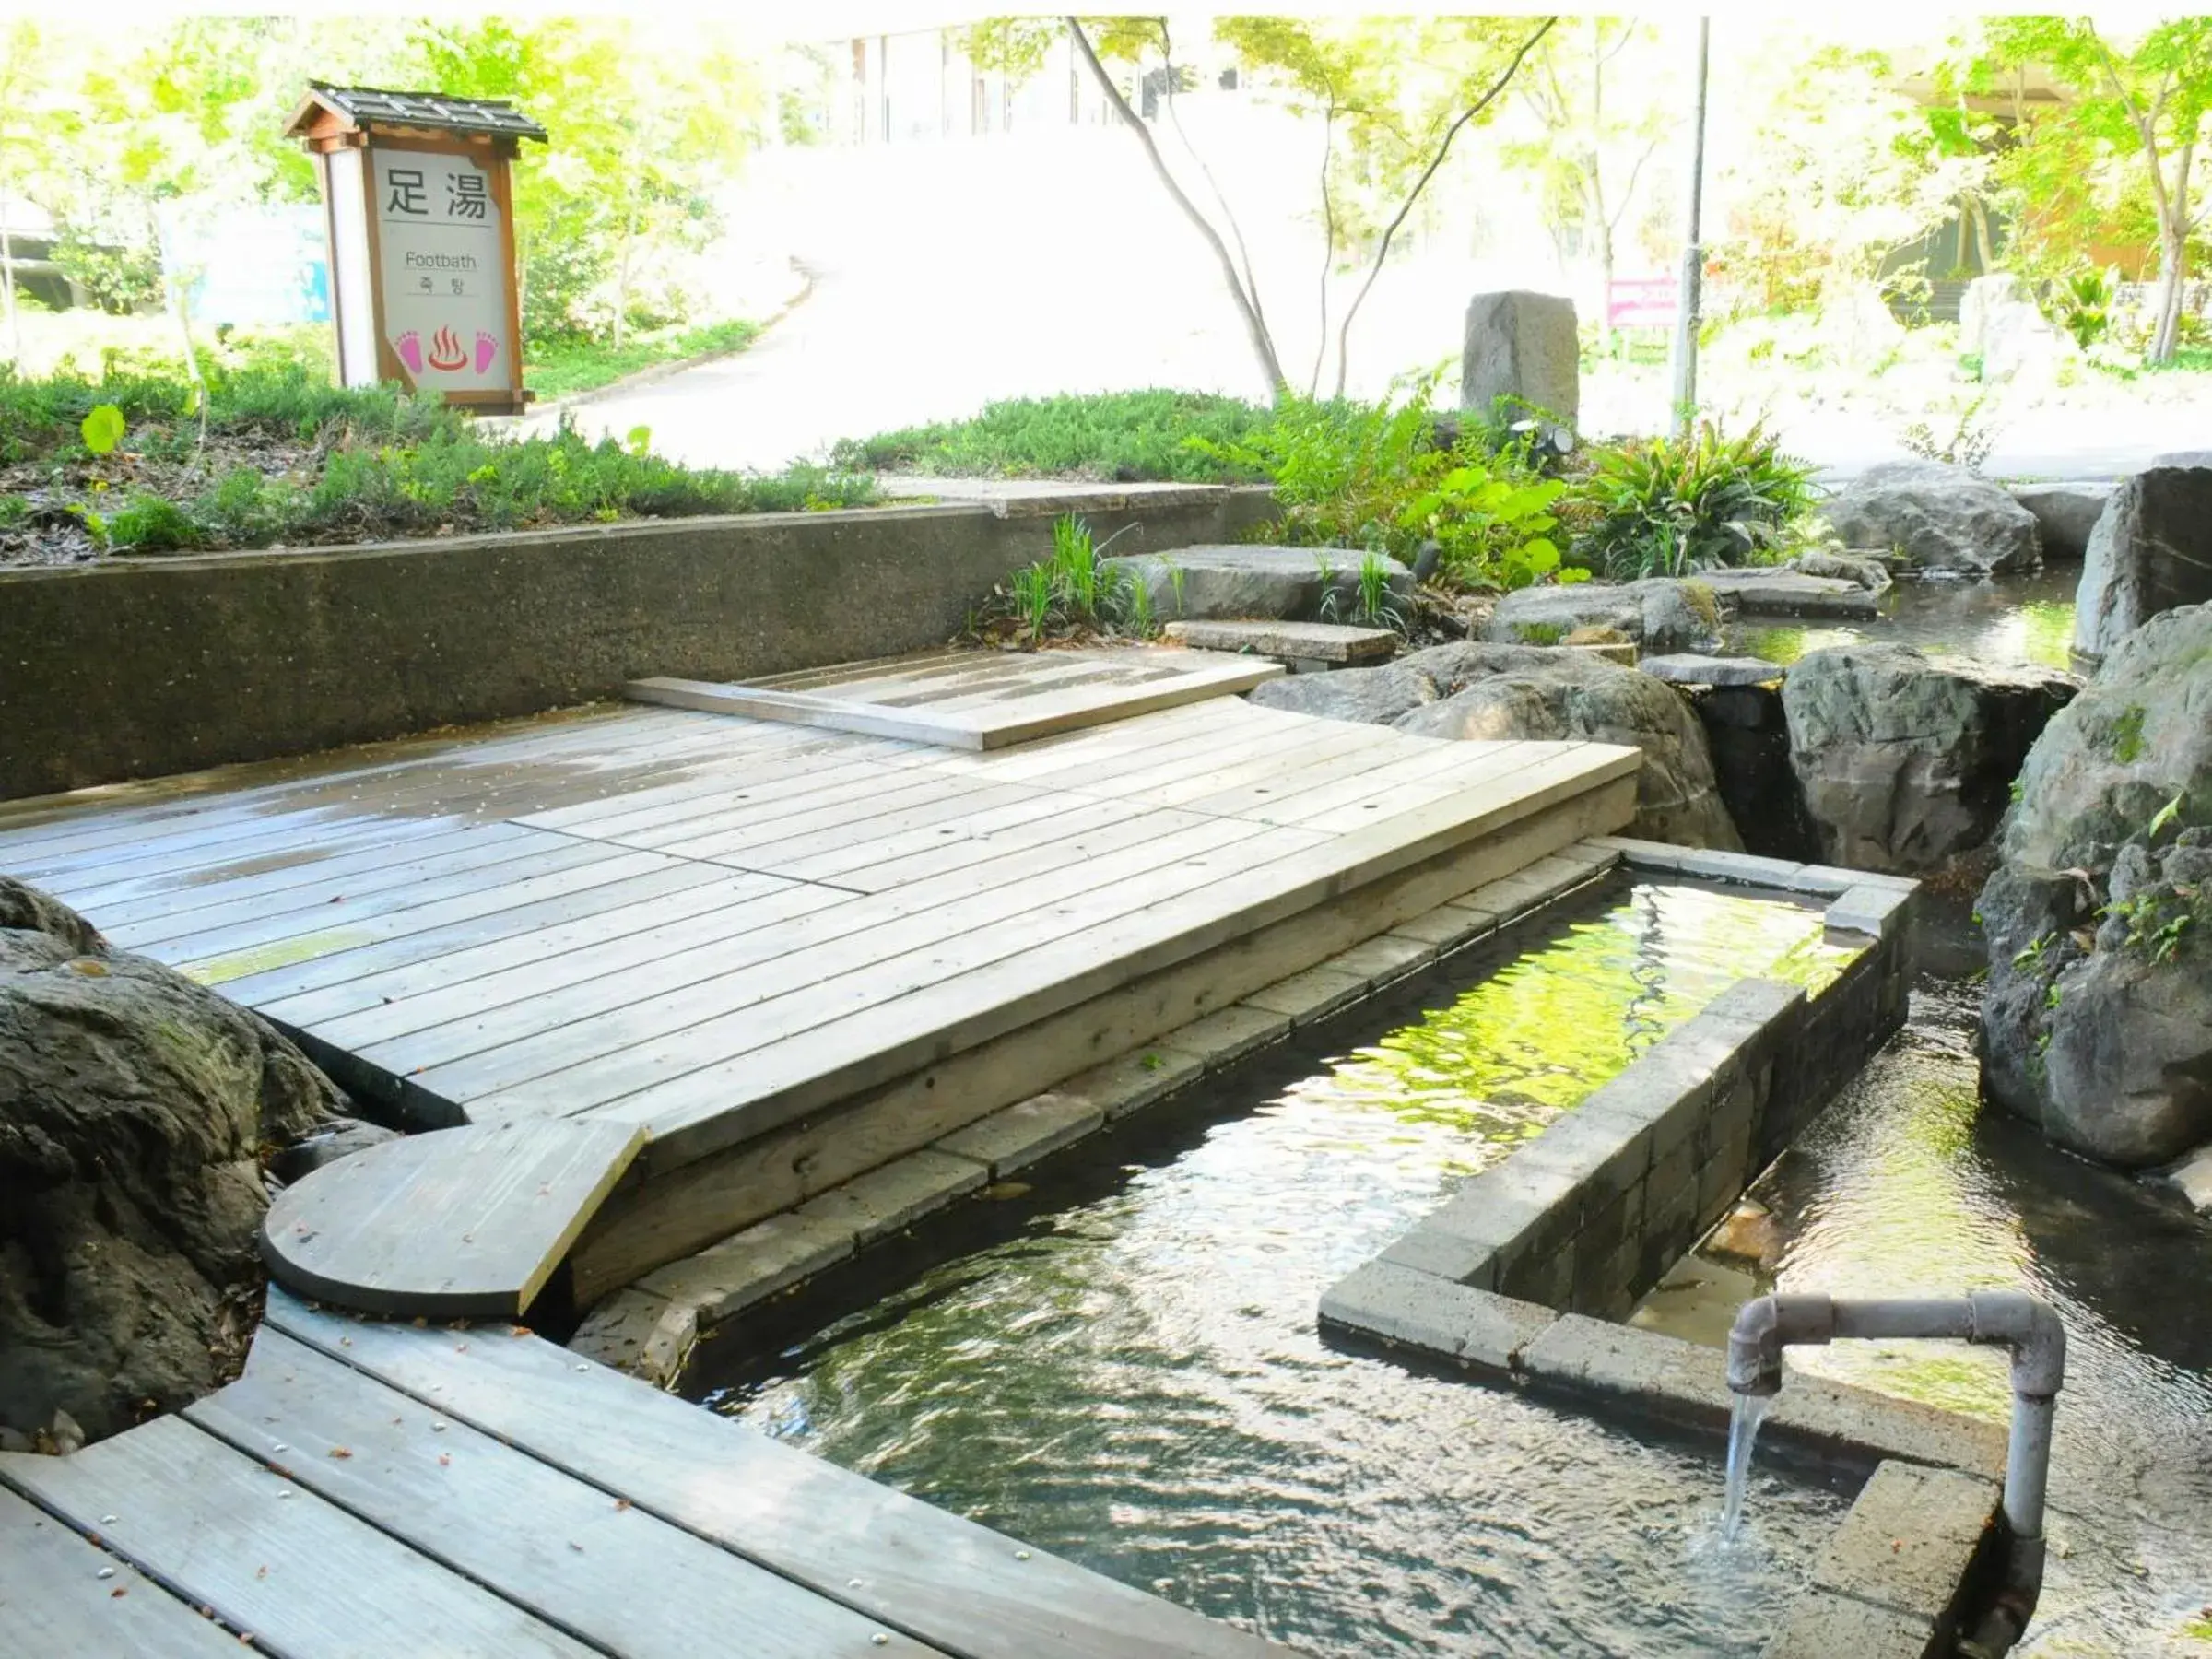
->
261, 1119, 643, 1316
211, 859, 738, 1008
264, 1293, 1287, 1659
308, 877, 856, 1054
638, 774, 1000, 865
571, 776, 1635, 1288
824, 795, 1156, 895
627, 651, 1280, 753
599, 746, 1641, 1158
100, 826, 597, 951
422, 815, 1312, 1112
181, 849, 691, 986
0, 1485, 239, 1655
367, 798, 1196, 1092
186, 1333, 943, 1658
60, 818, 539, 920
513, 731, 937, 835
255, 867, 802, 1029
0, 1416, 598, 1656
761, 786, 1093, 887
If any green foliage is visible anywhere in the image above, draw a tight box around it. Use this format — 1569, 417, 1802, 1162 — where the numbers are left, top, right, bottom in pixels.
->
0, 493, 27, 528
977, 512, 1147, 646
2058, 267, 2119, 349
77, 404, 125, 455
2, 361, 872, 554
1900, 394, 2001, 474
1571, 419, 1817, 581
833, 391, 1276, 482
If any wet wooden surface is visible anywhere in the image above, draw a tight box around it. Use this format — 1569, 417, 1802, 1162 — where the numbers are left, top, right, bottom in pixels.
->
0, 1295, 1291, 1658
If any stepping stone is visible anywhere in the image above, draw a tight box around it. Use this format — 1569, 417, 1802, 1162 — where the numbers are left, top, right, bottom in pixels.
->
1638, 653, 1787, 687
1101, 544, 1413, 623
1163, 618, 1399, 668
262, 1119, 645, 1318
1694, 569, 1880, 618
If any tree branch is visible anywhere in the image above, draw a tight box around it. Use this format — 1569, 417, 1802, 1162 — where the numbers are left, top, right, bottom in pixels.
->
1156, 17, 1271, 351
1311, 98, 1336, 397
1331, 17, 1558, 394
1066, 17, 1287, 393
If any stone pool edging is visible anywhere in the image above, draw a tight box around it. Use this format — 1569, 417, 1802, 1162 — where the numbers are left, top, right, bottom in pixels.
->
1317, 841, 2023, 1657
569, 841, 1630, 1383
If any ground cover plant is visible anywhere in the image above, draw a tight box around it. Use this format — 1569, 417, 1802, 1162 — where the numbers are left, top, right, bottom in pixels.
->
0, 360, 873, 564
970, 512, 1153, 647
832, 390, 1277, 482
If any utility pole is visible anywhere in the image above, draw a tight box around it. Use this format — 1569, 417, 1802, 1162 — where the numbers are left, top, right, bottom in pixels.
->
1669, 17, 1711, 440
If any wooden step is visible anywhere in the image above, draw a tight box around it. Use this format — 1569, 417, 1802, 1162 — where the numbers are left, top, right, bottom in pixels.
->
261, 1119, 643, 1317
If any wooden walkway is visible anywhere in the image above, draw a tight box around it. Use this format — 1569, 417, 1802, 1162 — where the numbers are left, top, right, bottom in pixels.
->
0, 673, 1636, 1313
0, 1291, 1286, 1657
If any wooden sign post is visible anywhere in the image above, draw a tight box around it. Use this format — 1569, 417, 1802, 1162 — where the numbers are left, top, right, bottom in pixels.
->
286, 84, 547, 415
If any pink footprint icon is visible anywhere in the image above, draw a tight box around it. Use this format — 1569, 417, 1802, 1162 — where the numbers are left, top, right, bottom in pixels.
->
394, 331, 424, 374
474, 331, 499, 374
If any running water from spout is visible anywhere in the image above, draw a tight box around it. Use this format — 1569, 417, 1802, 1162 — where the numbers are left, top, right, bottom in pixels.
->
1721, 1393, 1773, 1542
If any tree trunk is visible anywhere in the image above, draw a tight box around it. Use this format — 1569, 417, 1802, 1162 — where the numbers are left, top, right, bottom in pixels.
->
1594, 214, 1615, 356
2149, 139, 2194, 364
1067, 18, 1285, 394
0, 193, 18, 368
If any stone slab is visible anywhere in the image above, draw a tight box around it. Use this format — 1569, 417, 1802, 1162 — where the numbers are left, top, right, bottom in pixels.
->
1240, 964, 1371, 1026
1827, 881, 1912, 943
1759, 1590, 1936, 1659
794, 1149, 988, 1244
1815, 1461, 1997, 1622
1384, 902, 1499, 950
1163, 618, 1400, 665
1461, 288, 1580, 426
1319, 1260, 1559, 1371
568, 1287, 697, 1387
1324, 932, 1438, 988
1171, 1003, 1295, 1069
1695, 568, 1882, 618
1638, 653, 1789, 687
635, 1210, 858, 1327
935, 1092, 1106, 1177
1080, 1045, 1208, 1122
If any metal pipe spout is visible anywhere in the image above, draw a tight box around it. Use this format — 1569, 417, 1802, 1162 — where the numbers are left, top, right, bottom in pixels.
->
1724, 1290, 2066, 1657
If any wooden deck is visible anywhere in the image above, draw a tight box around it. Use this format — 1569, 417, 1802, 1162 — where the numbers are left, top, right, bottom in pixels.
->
0, 1291, 1286, 1657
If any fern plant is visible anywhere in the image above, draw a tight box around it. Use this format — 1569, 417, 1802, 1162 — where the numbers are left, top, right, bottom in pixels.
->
1571, 419, 1816, 581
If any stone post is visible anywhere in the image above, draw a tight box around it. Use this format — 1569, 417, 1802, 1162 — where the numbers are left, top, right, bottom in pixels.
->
1460, 290, 1579, 432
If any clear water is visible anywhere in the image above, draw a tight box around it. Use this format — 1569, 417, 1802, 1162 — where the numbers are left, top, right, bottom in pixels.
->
1726, 569, 2078, 669
1719, 1394, 1773, 1545
1679, 975, 2212, 1655
695, 879, 1861, 1657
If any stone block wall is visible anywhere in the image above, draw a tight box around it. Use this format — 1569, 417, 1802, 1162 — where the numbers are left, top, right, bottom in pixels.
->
1376, 840, 1916, 1322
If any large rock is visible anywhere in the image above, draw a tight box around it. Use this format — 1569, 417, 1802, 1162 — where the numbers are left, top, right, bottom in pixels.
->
1959, 272, 2025, 357
1461, 290, 1579, 429
1482, 579, 1724, 653
1825, 461, 2042, 575
1, 878, 342, 1446
1685, 681, 1821, 861
1695, 568, 1881, 618
1250, 641, 1741, 848
2071, 466, 2212, 662
2007, 482, 2114, 562
1982, 300, 2079, 384
1783, 645, 2077, 874
1102, 545, 1412, 625
1977, 603, 2212, 1167
1818, 279, 1906, 371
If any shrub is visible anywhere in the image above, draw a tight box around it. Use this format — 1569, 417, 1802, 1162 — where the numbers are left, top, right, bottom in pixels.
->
833, 390, 1275, 481
1570, 419, 1816, 581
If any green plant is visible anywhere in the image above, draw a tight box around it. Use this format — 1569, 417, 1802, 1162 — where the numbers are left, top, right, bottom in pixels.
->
1321, 548, 1408, 631
1900, 394, 2000, 473
106, 495, 199, 553
79, 404, 126, 456
834, 390, 1275, 482
1571, 419, 1816, 580
2057, 266, 2118, 349
2111, 705, 2147, 765
0, 494, 27, 529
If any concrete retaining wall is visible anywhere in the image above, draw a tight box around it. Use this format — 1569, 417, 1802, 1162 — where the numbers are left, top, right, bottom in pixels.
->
0, 485, 1277, 803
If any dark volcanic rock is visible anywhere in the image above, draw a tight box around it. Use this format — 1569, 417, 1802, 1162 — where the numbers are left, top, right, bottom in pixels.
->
0, 880, 342, 1445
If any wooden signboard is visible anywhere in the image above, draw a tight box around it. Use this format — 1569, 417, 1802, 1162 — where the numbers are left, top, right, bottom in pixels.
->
286, 84, 547, 415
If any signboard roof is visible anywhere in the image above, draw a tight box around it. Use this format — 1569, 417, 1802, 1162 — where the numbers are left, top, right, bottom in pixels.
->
288, 83, 548, 143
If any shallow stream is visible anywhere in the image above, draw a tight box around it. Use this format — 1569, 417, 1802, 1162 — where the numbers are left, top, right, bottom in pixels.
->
1724, 568, 2078, 669
695, 879, 1858, 1657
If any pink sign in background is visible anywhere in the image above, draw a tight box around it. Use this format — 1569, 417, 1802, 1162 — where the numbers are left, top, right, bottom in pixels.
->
1606, 277, 1678, 330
